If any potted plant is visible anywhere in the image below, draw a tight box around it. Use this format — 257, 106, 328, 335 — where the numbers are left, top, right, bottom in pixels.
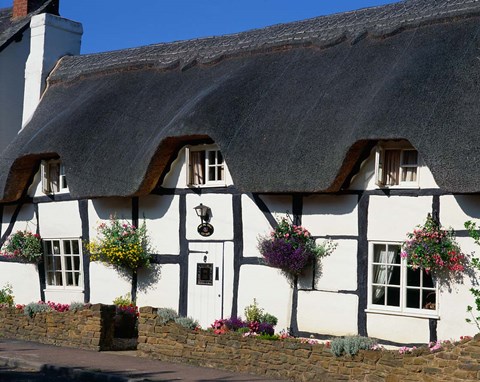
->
1, 230, 43, 263
401, 214, 465, 275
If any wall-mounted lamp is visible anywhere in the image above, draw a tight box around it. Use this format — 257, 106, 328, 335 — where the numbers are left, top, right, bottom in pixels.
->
194, 203, 211, 223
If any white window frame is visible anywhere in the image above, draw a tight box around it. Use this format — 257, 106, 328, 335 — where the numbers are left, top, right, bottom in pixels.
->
41, 159, 68, 194
366, 241, 438, 319
375, 143, 420, 188
43, 238, 83, 291
186, 145, 226, 187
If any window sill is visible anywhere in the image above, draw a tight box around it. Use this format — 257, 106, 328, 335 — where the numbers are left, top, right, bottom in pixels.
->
187, 183, 227, 189
376, 185, 420, 190
44, 287, 84, 292
365, 308, 439, 320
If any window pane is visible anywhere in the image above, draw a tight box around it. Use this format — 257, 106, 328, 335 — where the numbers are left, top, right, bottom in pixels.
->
406, 288, 421, 309
388, 265, 401, 286
208, 166, 215, 181
45, 241, 53, 254
65, 257, 72, 271
66, 272, 74, 286
386, 287, 400, 307
217, 166, 224, 181
373, 245, 387, 263
218, 151, 223, 164
407, 268, 421, 287
190, 151, 205, 185
55, 272, 62, 285
53, 241, 60, 254
372, 286, 385, 305
383, 150, 400, 186
208, 150, 216, 164
54, 256, 62, 271
401, 167, 417, 182
47, 272, 55, 285
72, 240, 79, 254
75, 273, 80, 286
422, 291, 436, 310
423, 271, 435, 288
74, 256, 80, 271
372, 265, 387, 284
64, 240, 71, 255
402, 150, 418, 165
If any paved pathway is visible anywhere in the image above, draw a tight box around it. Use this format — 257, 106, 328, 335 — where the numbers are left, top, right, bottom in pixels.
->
0, 338, 288, 381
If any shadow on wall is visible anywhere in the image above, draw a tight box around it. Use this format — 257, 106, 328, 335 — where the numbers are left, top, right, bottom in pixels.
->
91, 198, 132, 221
137, 265, 162, 294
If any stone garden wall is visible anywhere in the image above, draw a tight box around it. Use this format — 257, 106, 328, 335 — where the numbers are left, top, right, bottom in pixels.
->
0, 304, 115, 351
137, 306, 480, 382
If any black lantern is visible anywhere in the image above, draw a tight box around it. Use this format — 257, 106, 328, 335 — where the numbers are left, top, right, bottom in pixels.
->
194, 203, 211, 223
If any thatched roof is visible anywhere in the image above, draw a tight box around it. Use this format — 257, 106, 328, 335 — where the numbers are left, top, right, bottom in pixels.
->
2, 0, 480, 201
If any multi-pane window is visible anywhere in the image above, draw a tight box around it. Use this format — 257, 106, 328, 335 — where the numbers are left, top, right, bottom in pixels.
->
369, 243, 436, 314
188, 147, 225, 186
376, 147, 419, 187
44, 239, 82, 288
41, 160, 68, 194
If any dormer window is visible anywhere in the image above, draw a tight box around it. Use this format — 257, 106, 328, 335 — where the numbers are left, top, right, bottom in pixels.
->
187, 146, 225, 187
41, 159, 67, 194
375, 143, 419, 187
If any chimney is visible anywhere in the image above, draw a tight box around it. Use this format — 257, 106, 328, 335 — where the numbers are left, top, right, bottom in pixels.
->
12, 0, 59, 19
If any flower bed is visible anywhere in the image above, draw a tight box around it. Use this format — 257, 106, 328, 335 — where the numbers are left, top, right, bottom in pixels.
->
137, 306, 480, 382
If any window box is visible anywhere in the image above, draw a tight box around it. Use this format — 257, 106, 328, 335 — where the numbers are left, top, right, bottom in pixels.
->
186, 145, 225, 187
41, 159, 68, 194
367, 242, 437, 317
44, 238, 83, 289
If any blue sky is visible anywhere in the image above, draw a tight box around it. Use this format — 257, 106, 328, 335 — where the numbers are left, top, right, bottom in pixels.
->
1, 0, 399, 54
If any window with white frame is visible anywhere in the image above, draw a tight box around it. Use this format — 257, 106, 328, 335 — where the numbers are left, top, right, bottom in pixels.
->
375, 144, 419, 187
187, 146, 225, 186
41, 160, 68, 194
44, 239, 82, 288
368, 243, 437, 314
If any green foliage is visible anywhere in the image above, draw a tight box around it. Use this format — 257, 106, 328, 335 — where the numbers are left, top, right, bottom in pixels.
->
0, 283, 14, 307
244, 298, 264, 322
238, 327, 250, 334
465, 221, 480, 330
24, 302, 53, 318
1, 231, 42, 263
113, 293, 132, 306
261, 313, 278, 326
174, 316, 199, 330
330, 336, 377, 357
69, 302, 85, 312
258, 333, 280, 341
156, 308, 179, 325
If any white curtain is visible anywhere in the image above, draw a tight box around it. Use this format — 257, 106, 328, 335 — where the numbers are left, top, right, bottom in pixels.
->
373, 247, 396, 302
190, 151, 205, 185
384, 150, 400, 186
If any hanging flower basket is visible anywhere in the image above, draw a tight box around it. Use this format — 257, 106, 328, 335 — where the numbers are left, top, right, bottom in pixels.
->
1, 230, 43, 263
257, 217, 335, 279
86, 216, 152, 271
401, 215, 465, 274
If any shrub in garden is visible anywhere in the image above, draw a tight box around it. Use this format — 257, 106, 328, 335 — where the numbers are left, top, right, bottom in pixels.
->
24, 301, 53, 318
1, 231, 42, 263
0, 284, 14, 307
174, 316, 199, 330
69, 301, 86, 312
156, 308, 179, 325
330, 336, 377, 357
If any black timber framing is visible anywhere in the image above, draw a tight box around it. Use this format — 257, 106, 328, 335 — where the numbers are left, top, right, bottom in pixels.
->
78, 200, 90, 303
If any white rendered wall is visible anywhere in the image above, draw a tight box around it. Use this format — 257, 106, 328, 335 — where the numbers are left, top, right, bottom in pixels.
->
136, 264, 180, 310
140, 195, 180, 254
238, 265, 291, 332
89, 262, 131, 304
368, 196, 432, 242
1, 204, 36, 235
367, 312, 430, 343
22, 13, 82, 126
297, 291, 358, 336
38, 201, 82, 238
0, 29, 30, 153
88, 198, 132, 239
302, 195, 358, 237
0, 263, 40, 304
